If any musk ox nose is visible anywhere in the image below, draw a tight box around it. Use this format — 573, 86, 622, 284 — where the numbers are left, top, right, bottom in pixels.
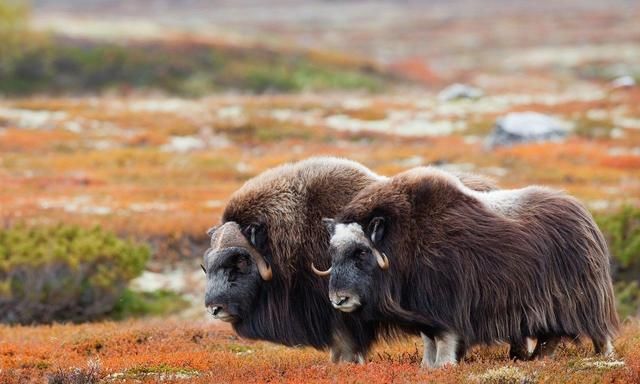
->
206, 303, 227, 317
333, 295, 350, 306
329, 291, 361, 312
211, 306, 223, 316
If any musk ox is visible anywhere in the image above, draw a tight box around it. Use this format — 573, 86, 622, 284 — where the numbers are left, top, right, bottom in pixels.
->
322, 167, 619, 368
203, 157, 499, 363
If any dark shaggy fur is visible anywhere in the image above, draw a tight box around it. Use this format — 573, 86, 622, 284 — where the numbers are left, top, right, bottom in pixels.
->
205, 158, 498, 361
218, 157, 379, 356
330, 167, 619, 361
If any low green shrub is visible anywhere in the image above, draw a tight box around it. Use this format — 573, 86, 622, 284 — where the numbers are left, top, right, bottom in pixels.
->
615, 281, 640, 319
596, 205, 640, 317
597, 205, 640, 270
0, 224, 149, 324
109, 289, 190, 320
0, 36, 390, 96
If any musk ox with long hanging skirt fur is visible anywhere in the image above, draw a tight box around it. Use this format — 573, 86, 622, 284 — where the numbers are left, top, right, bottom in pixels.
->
202, 157, 499, 363
323, 167, 619, 368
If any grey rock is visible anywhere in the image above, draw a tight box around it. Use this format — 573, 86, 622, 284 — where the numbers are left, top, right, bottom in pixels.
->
611, 75, 636, 89
486, 112, 569, 148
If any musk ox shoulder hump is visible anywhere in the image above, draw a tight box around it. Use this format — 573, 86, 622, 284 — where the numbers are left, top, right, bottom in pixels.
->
397, 167, 567, 217
295, 157, 385, 182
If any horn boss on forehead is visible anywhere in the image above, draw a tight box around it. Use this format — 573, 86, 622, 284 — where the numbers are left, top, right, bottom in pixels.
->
210, 221, 272, 281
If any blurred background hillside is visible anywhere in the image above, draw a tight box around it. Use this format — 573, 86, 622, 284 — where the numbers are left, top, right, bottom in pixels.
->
2, 1, 640, 382
1, 0, 639, 327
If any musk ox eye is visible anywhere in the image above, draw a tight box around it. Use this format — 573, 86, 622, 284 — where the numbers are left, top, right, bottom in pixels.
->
236, 258, 249, 272
354, 249, 368, 260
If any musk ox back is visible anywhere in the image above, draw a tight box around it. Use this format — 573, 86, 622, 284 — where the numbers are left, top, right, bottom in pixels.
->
325, 167, 618, 366
203, 157, 500, 363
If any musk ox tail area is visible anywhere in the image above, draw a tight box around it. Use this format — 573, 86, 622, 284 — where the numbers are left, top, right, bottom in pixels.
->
523, 190, 619, 347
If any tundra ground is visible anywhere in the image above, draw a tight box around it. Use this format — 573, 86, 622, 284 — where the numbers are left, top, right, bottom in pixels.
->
1, 319, 639, 383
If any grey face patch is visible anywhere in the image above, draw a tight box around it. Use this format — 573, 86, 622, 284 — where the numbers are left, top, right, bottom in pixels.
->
327, 222, 377, 313
330, 223, 370, 252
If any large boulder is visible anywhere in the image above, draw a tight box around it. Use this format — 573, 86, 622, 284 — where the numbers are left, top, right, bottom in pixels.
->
486, 112, 570, 148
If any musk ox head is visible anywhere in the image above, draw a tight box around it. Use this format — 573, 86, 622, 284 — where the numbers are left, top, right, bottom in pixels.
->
203, 221, 272, 322
320, 216, 390, 314
315, 174, 417, 317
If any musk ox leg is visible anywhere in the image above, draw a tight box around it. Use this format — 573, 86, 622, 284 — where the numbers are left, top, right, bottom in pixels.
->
508, 339, 532, 361
420, 333, 437, 369
593, 336, 614, 357
329, 329, 366, 364
531, 335, 561, 359
433, 332, 460, 368
330, 347, 365, 364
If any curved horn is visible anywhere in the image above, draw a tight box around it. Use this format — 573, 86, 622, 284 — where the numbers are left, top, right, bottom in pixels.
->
247, 225, 272, 280
212, 221, 272, 280
252, 251, 273, 281
310, 262, 332, 277
374, 249, 389, 270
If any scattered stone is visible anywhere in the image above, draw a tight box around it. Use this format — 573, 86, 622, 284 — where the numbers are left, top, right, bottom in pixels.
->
130, 270, 189, 293
38, 196, 113, 216
0, 108, 68, 130
486, 112, 570, 148
610, 128, 625, 139
435, 162, 476, 174
588, 200, 611, 211
325, 113, 463, 136
395, 156, 424, 168
160, 136, 206, 153
482, 166, 509, 177
438, 83, 484, 102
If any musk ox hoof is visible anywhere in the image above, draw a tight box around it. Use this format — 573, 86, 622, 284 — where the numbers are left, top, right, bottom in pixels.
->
594, 338, 615, 358
329, 349, 365, 364
432, 360, 458, 369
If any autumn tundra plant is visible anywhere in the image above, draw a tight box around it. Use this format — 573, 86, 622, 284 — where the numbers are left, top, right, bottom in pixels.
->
597, 205, 640, 273
0, 224, 149, 324
321, 167, 619, 368
597, 205, 640, 319
202, 157, 498, 363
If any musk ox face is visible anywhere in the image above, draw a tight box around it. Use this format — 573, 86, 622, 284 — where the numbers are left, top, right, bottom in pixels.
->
203, 221, 272, 323
323, 217, 389, 314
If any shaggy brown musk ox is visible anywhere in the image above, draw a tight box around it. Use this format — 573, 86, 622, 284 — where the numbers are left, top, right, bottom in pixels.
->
202, 157, 499, 363
323, 167, 619, 367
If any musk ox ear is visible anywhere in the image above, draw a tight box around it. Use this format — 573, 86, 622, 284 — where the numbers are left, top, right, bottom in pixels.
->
368, 217, 385, 244
322, 218, 336, 235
